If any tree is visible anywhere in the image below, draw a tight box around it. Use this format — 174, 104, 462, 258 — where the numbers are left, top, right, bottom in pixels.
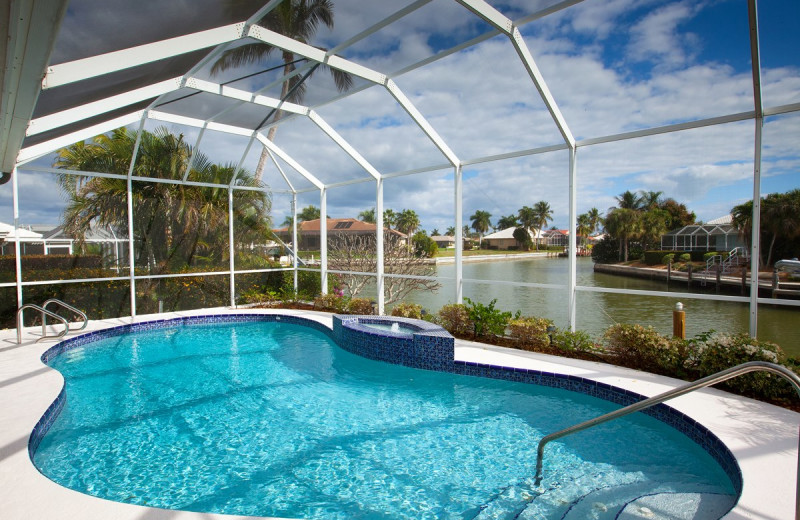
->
532, 201, 553, 250
412, 231, 438, 257
431, 228, 440, 236
513, 227, 532, 251
639, 190, 663, 210
282, 215, 294, 227
383, 209, 398, 230
586, 207, 602, 235
615, 190, 643, 210
297, 205, 321, 221
470, 210, 492, 247
56, 127, 271, 273
497, 214, 519, 229
603, 208, 641, 262
446, 226, 456, 236
659, 198, 695, 229
576, 213, 592, 247
396, 209, 420, 237
211, 0, 353, 182
736, 190, 800, 268
327, 231, 440, 304
639, 209, 670, 251
358, 208, 376, 224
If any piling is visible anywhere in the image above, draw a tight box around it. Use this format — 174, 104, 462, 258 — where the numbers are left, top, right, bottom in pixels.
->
741, 267, 747, 295
667, 260, 672, 285
673, 302, 686, 339
716, 265, 721, 295
687, 264, 693, 288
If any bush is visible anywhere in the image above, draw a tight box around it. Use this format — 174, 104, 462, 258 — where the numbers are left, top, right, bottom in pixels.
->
463, 297, 517, 339
313, 293, 347, 312
603, 323, 686, 375
391, 302, 423, 319
412, 232, 438, 258
508, 316, 552, 350
436, 303, 472, 336
346, 298, 374, 315
591, 236, 621, 264
678, 253, 691, 262
661, 253, 675, 265
553, 329, 600, 354
689, 331, 794, 400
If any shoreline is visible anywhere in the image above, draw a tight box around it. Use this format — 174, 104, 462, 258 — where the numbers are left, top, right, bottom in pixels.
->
432, 251, 554, 264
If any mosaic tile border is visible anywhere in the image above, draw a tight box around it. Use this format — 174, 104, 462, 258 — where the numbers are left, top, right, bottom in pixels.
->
29, 312, 742, 497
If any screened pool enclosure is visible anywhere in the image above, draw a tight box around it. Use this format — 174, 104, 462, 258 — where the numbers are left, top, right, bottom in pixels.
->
1, 0, 798, 341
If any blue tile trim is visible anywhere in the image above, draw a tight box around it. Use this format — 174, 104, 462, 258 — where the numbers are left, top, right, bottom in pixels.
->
30, 313, 742, 497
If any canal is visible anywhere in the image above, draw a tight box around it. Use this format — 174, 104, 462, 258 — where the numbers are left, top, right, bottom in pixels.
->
397, 257, 800, 358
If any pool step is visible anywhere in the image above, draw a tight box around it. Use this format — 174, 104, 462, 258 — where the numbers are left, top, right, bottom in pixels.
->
617, 492, 736, 520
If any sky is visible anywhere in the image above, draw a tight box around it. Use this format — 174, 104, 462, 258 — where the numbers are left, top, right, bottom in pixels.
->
3, 0, 799, 235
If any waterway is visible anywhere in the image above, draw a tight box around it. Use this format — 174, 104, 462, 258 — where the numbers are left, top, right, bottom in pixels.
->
396, 257, 800, 358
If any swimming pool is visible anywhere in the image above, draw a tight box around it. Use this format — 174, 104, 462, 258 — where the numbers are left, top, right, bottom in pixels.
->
32, 315, 738, 519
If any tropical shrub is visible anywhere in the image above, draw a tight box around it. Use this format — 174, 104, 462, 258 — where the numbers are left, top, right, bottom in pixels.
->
591, 236, 621, 264
689, 331, 793, 400
508, 316, 552, 349
436, 303, 472, 336
346, 298, 374, 315
391, 302, 423, 319
412, 232, 438, 258
463, 297, 517, 339
661, 253, 675, 265
553, 329, 600, 354
603, 323, 687, 375
313, 293, 347, 312
678, 253, 691, 262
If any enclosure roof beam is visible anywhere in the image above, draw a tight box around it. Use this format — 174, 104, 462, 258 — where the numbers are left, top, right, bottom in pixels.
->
27, 77, 183, 136
184, 77, 310, 116
42, 24, 246, 89
255, 132, 324, 190
307, 110, 381, 181
17, 110, 145, 164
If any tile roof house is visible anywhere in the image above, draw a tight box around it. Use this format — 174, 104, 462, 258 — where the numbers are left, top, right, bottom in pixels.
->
274, 218, 406, 251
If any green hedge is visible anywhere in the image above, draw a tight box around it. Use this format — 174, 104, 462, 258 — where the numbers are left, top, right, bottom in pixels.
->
643, 250, 727, 265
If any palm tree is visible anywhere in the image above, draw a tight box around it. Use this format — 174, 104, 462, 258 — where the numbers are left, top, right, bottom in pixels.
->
615, 190, 643, 211
56, 127, 271, 271
497, 214, 518, 229
358, 208, 376, 223
383, 209, 398, 230
576, 213, 592, 247
639, 190, 663, 210
586, 207, 602, 234
212, 0, 353, 182
395, 209, 420, 237
282, 215, 294, 227
470, 210, 492, 247
297, 205, 321, 221
431, 228, 440, 236
603, 208, 641, 262
446, 226, 456, 236
532, 201, 553, 250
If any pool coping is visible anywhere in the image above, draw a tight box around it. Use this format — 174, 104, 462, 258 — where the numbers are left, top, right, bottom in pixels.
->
1, 307, 797, 520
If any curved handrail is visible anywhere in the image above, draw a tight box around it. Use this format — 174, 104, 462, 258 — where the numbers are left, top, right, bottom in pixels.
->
534, 361, 800, 518
16, 304, 70, 344
42, 298, 88, 332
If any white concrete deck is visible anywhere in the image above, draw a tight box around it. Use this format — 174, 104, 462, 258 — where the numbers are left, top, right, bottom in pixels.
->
1, 308, 797, 520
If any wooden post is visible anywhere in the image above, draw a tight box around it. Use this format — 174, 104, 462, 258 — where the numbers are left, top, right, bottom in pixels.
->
716, 265, 721, 294
673, 302, 686, 339
667, 260, 672, 285
772, 269, 780, 298
687, 263, 693, 288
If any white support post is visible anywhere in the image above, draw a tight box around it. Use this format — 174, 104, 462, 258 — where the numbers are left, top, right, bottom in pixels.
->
376, 178, 385, 315
292, 194, 298, 292
320, 188, 328, 295
12, 167, 22, 309
126, 118, 146, 318
228, 187, 236, 307
748, 0, 763, 337
568, 147, 578, 331
455, 165, 463, 303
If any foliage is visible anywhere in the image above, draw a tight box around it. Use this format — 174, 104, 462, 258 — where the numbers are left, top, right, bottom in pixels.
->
313, 293, 348, 312
513, 227, 533, 251
603, 323, 689, 375
358, 208, 376, 224
0, 254, 103, 273
689, 331, 793, 400
661, 253, 675, 265
678, 253, 691, 262
552, 329, 599, 354
391, 302, 423, 319
346, 298, 374, 315
435, 303, 473, 336
497, 214, 519, 229
463, 297, 517, 339
470, 210, 492, 242
508, 316, 552, 350
297, 205, 322, 221
732, 189, 800, 267
395, 209, 421, 236
591, 236, 621, 264
412, 232, 438, 257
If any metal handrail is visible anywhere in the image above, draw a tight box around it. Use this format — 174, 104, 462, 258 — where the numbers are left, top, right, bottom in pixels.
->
534, 361, 800, 519
42, 298, 88, 332
16, 304, 70, 344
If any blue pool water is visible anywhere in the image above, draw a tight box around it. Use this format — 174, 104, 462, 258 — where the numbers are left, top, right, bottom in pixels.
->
34, 321, 737, 519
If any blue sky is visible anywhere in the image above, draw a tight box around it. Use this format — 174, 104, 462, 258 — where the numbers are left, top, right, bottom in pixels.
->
5, 0, 799, 234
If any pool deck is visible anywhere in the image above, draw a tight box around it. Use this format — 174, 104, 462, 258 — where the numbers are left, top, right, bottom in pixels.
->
0, 307, 797, 520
